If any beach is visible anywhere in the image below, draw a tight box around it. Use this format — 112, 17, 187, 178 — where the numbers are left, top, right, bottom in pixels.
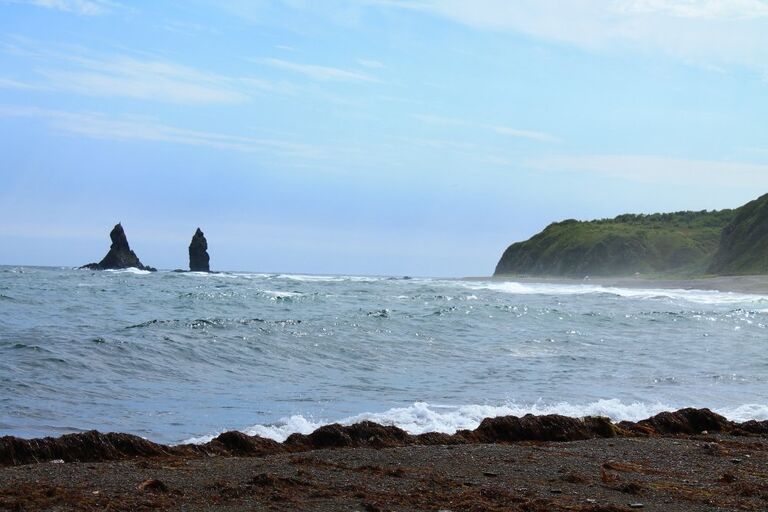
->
2, 408, 768, 511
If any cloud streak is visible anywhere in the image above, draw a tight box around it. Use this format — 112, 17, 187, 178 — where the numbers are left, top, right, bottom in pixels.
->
371, 0, 768, 76
259, 58, 379, 83
0, 41, 293, 104
9, 0, 114, 15
414, 113, 561, 143
0, 106, 328, 159
527, 154, 768, 187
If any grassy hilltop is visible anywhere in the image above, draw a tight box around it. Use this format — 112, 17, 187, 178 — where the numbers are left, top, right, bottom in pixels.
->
494, 193, 768, 277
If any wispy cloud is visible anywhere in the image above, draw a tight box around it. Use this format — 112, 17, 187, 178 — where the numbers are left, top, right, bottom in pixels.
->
527, 154, 768, 187
0, 40, 290, 104
357, 58, 385, 69
0, 106, 326, 159
492, 126, 560, 143
372, 0, 768, 76
414, 113, 560, 143
259, 58, 379, 83
9, 0, 115, 15
0, 76, 48, 90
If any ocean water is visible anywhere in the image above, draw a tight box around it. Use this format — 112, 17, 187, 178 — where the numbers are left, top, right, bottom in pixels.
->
1, 266, 767, 445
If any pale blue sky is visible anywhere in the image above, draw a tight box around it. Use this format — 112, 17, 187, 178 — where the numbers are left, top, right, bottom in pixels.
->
1, 0, 767, 275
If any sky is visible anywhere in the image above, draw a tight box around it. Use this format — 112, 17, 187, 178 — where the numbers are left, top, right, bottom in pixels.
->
1, 0, 767, 276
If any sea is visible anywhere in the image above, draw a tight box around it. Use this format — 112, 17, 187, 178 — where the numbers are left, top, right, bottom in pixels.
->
1, 266, 767, 445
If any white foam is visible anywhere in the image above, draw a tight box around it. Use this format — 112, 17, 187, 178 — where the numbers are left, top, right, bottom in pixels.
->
104, 267, 152, 275
461, 281, 768, 305
717, 403, 768, 422
181, 399, 768, 445
276, 274, 386, 283
260, 290, 303, 299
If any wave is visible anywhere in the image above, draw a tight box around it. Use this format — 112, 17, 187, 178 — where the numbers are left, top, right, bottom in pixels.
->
182, 399, 768, 444
274, 274, 388, 283
103, 267, 152, 275
462, 281, 768, 305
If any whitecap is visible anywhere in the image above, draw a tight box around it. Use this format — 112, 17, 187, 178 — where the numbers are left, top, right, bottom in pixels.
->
104, 267, 152, 275
460, 281, 768, 305
182, 399, 709, 444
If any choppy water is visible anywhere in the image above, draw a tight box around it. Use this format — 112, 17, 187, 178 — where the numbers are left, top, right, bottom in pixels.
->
1, 266, 767, 444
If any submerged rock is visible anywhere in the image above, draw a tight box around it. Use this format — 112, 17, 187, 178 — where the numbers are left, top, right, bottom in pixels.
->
188, 228, 210, 272
80, 223, 156, 271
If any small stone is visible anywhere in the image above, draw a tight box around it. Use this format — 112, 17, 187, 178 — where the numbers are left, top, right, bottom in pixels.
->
731, 458, 742, 464
629, 504, 644, 509
483, 471, 498, 477
586, 498, 597, 504
550, 489, 562, 494
50, 459, 65, 464
137, 478, 168, 493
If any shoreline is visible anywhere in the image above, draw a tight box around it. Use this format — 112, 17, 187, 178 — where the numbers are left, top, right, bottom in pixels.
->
2, 408, 767, 511
466, 274, 768, 295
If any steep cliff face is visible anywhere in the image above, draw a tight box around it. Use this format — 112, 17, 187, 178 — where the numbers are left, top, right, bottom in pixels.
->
81, 223, 156, 271
708, 193, 768, 275
494, 210, 734, 277
188, 228, 210, 272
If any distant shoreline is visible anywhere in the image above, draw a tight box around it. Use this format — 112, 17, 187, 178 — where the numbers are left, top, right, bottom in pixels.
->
464, 274, 768, 295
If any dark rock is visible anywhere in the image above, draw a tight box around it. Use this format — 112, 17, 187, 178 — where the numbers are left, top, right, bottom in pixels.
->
1, 408, 765, 468
469, 414, 614, 443
0, 430, 169, 465
189, 228, 210, 272
285, 421, 410, 451
208, 431, 282, 456
632, 408, 732, 435
80, 223, 156, 271
137, 478, 168, 493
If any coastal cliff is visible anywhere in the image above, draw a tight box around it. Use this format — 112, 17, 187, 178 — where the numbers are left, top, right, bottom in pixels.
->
708, 193, 768, 275
494, 210, 734, 277
494, 198, 756, 278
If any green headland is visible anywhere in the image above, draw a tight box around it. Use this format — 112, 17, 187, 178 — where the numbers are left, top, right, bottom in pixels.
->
494, 193, 768, 278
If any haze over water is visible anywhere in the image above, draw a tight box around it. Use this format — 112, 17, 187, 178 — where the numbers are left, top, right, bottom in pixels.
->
2, 266, 767, 445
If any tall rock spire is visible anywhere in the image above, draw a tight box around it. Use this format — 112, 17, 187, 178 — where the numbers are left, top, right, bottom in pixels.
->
81, 223, 156, 271
189, 228, 210, 272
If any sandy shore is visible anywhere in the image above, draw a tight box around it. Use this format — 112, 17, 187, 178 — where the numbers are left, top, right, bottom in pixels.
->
2, 435, 767, 511
2, 409, 767, 511
466, 274, 768, 295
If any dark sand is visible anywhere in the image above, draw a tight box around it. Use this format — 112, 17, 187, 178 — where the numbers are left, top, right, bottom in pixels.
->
2, 408, 768, 511
2, 435, 768, 511
468, 274, 768, 295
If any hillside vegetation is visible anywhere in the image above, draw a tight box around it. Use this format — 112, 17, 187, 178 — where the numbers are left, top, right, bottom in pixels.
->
494, 209, 736, 277
708, 193, 768, 275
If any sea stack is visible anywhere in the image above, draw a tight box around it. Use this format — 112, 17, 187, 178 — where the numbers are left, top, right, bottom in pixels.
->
81, 223, 156, 271
189, 228, 210, 272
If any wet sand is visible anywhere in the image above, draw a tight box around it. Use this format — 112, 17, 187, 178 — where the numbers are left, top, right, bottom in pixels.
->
470, 274, 768, 295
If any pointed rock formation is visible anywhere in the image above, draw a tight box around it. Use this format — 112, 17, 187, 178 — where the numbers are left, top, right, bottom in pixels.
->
81, 223, 156, 271
189, 228, 210, 272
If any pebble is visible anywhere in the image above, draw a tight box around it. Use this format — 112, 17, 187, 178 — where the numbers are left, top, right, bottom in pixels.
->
482, 471, 498, 477
137, 478, 168, 493
50, 459, 65, 464
629, 504, 644, 509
